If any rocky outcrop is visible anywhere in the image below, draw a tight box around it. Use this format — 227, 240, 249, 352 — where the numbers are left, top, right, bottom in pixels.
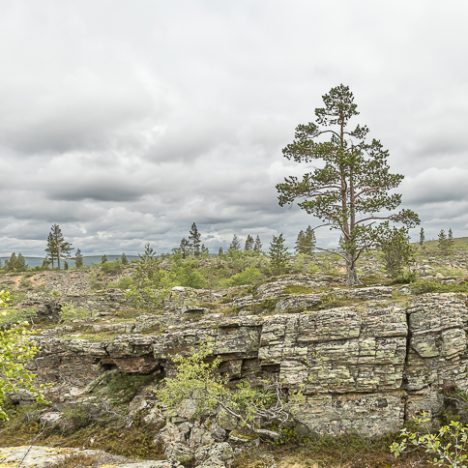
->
0, 446, 181, 467
32, 292, 468, 439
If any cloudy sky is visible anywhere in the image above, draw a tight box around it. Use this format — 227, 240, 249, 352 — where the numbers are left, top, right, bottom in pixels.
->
1, 0, 467, 256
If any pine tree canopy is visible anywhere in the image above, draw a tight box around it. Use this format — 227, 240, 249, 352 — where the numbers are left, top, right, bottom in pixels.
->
276, 84, 419, 284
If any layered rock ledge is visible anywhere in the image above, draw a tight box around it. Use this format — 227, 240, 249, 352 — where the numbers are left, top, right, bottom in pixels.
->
32, 291, 468, 437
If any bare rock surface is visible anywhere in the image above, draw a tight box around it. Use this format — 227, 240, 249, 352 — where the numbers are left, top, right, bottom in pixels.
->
0, 446, 180, 467
29, 290, 468, 439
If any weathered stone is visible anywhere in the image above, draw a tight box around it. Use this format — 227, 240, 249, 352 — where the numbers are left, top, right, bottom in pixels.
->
29, 289, 468, 439
0, 446, 180, 467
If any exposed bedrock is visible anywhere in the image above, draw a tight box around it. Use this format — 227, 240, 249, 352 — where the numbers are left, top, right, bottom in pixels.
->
33, 292, 468, 437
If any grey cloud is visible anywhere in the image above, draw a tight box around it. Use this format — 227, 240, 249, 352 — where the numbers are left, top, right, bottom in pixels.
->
0, 0, 468, 255
48, 181, 144, 202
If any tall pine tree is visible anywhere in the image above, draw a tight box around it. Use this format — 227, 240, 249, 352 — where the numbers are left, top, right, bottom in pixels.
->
244, 234, 255, 251
277, 84, 419, 285
188, 223, 202, 257
229, 235, 241, 254
269, 233, 289, 274
253, 235, 263, 254
448, 228, 454, 253
438, 229, 448, 255
75, 249, 84, 268
45, 224, 72, 270
419, 227, 425, 247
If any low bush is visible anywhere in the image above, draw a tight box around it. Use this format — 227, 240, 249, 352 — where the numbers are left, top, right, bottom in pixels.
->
221, 267, 264, 287
409, 279, 468, 294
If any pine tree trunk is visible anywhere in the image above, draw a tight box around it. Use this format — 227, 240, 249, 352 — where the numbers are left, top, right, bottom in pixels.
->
345, 253, 359, 286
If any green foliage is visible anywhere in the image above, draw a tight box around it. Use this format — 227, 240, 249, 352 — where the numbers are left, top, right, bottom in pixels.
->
135, 243, 158, 287
409, 279, 468, 295
253, 235, 263, 254
244, 234, 255, 252
439, 229, 449, 256
75, 249, 84, 268
100, 260, 122, 274
170, 259, 208, 288
60, 304, 91, 321
0, 290, 44, 420
419, 227, 425, 247
120, 252, 128, 265
90, 370, 154, 406
158, 343, 302, 438
269, 233, 289, 274
221, 267, 264, 287
228, 234, 242, 256
448, 228, 455, 252
390, 413, 468, 467
283, 284, 316, 295
125, 287, 168, 312
46, 224, 73, 270
295, 226, 316, 255
291, 253, 320, 275
114, 276, 133, 289
158, 343, 225, 417
188, 222, 202, 257
276, 84, 419, 285
0, 307, 37, 326
4, 252, 27, 272
379, 226, 414, 279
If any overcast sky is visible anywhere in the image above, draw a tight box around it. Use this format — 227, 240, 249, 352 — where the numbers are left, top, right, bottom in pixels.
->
1, 0, 467, 256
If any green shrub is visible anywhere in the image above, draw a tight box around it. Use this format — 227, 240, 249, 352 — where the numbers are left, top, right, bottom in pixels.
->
390, 413, 468, 467
114, 276, 133, 290
125, 287, 168, 312
100, 260, 123, 274
158, 343, 302, 439
0, 290, 44, 420
283, 284, 316, 295
60, 304, 91, 321
222, 267, 264, 287
410, 280, 468, 294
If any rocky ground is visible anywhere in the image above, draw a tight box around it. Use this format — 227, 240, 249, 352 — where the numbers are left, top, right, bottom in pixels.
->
0, 245, 467, 467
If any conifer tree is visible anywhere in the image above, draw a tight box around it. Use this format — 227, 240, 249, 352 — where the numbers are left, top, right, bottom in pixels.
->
253, 235, 263, 254
305, 226, 316, 254
438, 229, 448, 255
179, 238, 190, 258
45, 224, 72, 270
229, 234, 241, 254
269, 233, 289, 273
218, 246, 224, 256
17, 253, 26, 271
75, 249, 84, 268
136, 243, 157, 285
101, 255, 108, 264
121, 252, 128, 265
295, 226, 316, 255
4, 253, 17, 272
277, 84, 419, 285
4, 253, 26, 272
188, 223, 202, 257
380, 228, 414, 279
201, 244, 209, 256
64, 261, 69, 270
295, 230, 305, 255
45, 233, 57, 268
244, 234, 255, 251
448, 228, 454, 253
419, 227, 425, 247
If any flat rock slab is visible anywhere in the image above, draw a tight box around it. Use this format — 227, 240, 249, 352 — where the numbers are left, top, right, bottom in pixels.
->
0, 446, 180, 468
